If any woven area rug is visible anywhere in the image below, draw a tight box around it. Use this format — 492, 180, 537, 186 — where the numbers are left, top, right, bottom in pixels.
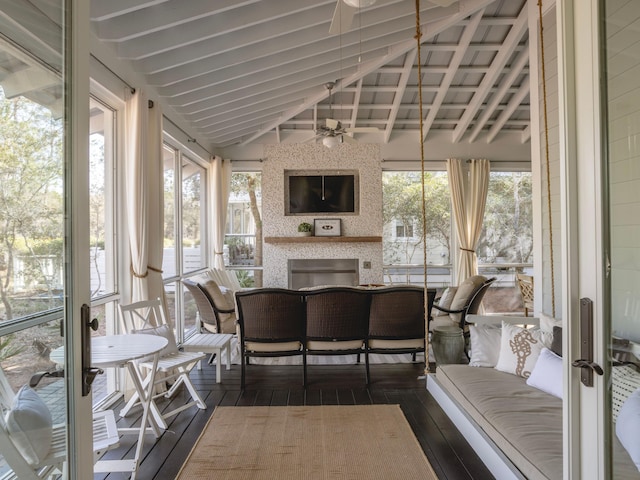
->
176, 405, 438, 480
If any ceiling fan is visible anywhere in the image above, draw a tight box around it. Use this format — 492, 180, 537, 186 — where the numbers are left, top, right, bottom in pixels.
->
329, 0, 458, 35
312, 82, 379, 148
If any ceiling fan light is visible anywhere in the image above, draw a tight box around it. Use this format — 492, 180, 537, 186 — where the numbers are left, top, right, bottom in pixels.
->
323, 136, 341, 148
343, 0, 376, 8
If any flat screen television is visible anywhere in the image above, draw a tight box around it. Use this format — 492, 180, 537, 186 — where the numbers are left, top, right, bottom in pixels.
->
285, 169, 359, 215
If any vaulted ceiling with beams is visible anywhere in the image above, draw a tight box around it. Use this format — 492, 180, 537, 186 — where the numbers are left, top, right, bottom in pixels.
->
0, 0, 534, 161
89, 0, 531, 159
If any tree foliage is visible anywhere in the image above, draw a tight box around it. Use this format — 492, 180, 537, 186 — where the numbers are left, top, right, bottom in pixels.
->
0, 91, 63, 320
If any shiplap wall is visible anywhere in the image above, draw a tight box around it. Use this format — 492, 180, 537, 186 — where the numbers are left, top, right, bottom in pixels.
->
537, 4, 562, 318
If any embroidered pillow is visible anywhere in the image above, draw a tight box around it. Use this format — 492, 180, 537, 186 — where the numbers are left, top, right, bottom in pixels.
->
526, 347, 563, 398
5, 386, 53, 466
468, 324, 502, 367
495, 322, 545, 378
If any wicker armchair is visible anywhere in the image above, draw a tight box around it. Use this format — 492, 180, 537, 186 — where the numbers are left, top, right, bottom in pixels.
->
366, 286, 436, 382
235, 289, 306, 389
430, 275, 496, 356
304, 287, 371, 384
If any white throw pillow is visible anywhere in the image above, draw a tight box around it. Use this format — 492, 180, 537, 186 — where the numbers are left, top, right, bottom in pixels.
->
132, 323, 179, 357
616, 388, 640, 471
495, 322, 545, 378
612, 365, 640, 422
468, 324, 501, 367
5, 386, 53, 466
526, 347, 563, 398
432, 287, 457, 316
539, 313, 561, 348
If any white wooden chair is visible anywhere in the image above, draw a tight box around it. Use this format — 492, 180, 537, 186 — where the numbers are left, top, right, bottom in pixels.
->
118, 298, 206, 429
0, 367, 118, 480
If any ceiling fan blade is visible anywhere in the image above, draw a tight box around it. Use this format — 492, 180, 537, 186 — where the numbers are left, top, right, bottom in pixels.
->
329, 1, 356, 35
325, 118, 340, 130
344, 127, 379, 133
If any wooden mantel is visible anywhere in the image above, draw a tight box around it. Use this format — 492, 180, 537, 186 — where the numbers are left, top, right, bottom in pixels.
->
264, 236, 382, 244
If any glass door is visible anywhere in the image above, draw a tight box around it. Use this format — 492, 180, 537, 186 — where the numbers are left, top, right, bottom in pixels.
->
601, 1, 640, 478
0, 0, 93, 478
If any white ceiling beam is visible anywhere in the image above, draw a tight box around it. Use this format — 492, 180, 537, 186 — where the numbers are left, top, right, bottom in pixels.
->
467, 43, 529, 142
385, 49, 417, 143
1, 66, 60, 99
148, 18, 417, 88
194, 100, 302, 130
521, 125, 531, 143
423, 9, 484, 141
241, 0, 497, 145
165, 52, 366, 107
350, 79, 364, 130
0, 0, 62, 68
116, 0, 337, 61
198, 111, 288, 136
95, 0, 260, 42
156, 37, 395, 97
90, 0, 171, 21
133, 1, 450, 74
486, 79, 529, 143
451, 4, 528, 143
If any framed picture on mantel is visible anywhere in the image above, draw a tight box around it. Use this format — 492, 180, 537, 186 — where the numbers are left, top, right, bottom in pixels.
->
314, 218, 341, 237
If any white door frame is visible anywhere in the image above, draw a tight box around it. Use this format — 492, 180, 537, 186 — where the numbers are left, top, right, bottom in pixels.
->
557, 1, 607, 478
66, 0, 94, 477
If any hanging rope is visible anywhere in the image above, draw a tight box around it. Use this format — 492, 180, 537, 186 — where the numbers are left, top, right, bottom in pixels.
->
414, 0, 429, 375
538, 0, 556, 317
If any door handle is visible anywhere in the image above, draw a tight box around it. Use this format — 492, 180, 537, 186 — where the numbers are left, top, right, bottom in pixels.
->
572, 298, 603, 387
81, 304, 103, 396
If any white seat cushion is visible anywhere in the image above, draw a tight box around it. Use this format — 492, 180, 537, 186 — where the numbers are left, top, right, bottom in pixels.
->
368, 339, 424, 349
245, 341, 302, 353
306, 340, 364, 351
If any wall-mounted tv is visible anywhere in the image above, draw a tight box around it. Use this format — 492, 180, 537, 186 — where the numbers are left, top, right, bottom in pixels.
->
285, 169, 359, 215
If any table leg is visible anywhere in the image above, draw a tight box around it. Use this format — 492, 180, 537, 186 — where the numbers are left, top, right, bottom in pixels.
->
226, 339, 231, 371
127, 354, 160, 480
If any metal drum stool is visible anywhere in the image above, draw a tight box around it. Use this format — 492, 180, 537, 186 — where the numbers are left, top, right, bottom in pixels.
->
431, 325, 464, 365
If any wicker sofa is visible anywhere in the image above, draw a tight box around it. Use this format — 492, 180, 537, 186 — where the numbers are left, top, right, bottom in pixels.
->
427, 315, 639, 480
235, 285, 435, 388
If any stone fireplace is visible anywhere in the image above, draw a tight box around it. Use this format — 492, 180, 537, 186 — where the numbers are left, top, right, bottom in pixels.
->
261, 144, 384, 288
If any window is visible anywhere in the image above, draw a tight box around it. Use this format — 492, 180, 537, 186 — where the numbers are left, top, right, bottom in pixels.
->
395, 222, 414, 238
382, 171, 452, 286
162, 142, 209, 337
477, 172, 533, 265
225, 172, 262, 287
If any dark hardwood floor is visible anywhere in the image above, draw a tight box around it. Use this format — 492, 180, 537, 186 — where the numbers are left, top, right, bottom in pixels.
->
95, 361, 494, 480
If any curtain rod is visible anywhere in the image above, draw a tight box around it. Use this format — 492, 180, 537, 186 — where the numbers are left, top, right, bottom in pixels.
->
163, 115, 213, 157
90, 54, 213, 158
91, 54, 135, 94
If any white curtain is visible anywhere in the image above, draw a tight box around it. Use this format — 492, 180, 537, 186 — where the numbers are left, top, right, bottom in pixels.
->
125, 89, 165, 303
210, 157, 232, 269
447, 158, 490, 283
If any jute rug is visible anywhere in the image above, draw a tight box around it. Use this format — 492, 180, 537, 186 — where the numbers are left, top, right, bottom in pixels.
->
176, 405, 439, 480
